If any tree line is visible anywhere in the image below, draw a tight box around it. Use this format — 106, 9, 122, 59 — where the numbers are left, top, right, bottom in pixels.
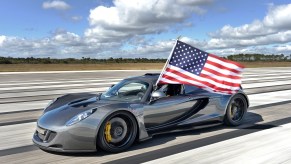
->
0, 57, 167, 64
0, 54, 291, 64
226, 53, 291, 62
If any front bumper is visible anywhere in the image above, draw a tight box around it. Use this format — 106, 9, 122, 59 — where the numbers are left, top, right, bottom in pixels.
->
32, 123, 98, 152
32, 140, 97, 153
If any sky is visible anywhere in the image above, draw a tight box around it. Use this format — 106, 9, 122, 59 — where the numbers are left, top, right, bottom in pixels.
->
0, 0, 291, 59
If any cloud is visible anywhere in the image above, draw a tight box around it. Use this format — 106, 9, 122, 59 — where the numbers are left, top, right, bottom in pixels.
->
0, 31, 122, 58
263, 3, 291, 30
71, 16, 83, 21
121, 37, 207, 58
85, 0, 212, 42
274, 44, 291, 53
208, 45, 291, 56
119, 37, 291, 58
206, 3, 291, 49
209, 4, 291, 39
1, 2, 291, 59
42, 0, 71, 10
177, 0, 213, 6
207, 30, 291, 49
0, 0, 215, 58
0, 35, 6, 46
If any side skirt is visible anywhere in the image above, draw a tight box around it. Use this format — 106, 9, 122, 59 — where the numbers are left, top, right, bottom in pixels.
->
147, 119, 223, 137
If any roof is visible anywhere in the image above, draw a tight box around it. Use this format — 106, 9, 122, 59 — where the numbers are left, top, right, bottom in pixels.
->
124, 73, 160, 84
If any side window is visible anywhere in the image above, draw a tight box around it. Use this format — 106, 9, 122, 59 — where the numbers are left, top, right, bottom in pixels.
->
102, 81, 149, 102
157, 84, 184, 96
118, 82, 148, 93
184, 85, 203, 94
117, 82, 149, 101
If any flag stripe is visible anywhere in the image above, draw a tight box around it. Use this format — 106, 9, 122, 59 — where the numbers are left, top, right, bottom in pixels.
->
166, 66, 240, 90
206, 58, 242, 74
160, 73, 234, 94
209, 54, 245, 68
202, 67, 241, 80
199, 73, 241, 87
165, 66, 240, 91
204, 63, 240, 77
159, 77, 235, 95
200, 70, 241, 84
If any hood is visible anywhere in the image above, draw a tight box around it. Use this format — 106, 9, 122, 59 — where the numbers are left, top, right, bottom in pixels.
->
38, 93, 118, 128
44, 93, 98, 112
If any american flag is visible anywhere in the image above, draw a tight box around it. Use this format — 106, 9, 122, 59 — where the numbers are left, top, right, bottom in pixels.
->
157, 40, 244, 94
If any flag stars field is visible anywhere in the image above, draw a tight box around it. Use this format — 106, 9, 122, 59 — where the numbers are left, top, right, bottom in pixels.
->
170, 42, 208, 76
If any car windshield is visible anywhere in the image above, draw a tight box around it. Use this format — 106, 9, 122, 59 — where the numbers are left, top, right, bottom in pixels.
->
100, 80, 149, 102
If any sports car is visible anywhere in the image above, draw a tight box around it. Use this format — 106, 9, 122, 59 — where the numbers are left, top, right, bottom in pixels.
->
33, 73, 249, 153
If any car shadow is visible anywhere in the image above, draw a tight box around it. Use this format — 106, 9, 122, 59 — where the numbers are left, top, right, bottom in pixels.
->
44, 112, 267, 157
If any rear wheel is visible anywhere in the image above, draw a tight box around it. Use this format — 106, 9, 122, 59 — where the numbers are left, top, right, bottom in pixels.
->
224, 94, 247, 126
97, 111, 138, 153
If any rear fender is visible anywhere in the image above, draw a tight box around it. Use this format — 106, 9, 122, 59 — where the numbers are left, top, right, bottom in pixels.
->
223, 91, 249, 115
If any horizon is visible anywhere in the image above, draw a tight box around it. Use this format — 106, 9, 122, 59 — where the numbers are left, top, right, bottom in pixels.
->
1, 53, 290, 60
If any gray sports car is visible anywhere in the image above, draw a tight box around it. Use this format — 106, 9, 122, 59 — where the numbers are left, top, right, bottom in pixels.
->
33, 73, 249, 153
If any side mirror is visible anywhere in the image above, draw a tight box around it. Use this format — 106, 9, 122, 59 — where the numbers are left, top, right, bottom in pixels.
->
151, 91, 166, 100
149, 91, 166, 104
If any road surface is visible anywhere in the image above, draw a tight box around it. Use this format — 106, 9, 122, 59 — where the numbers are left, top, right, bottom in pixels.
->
0, 68, 291, 164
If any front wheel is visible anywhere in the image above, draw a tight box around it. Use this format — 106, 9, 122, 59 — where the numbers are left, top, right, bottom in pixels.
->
224, 94, 247, 126
97, 111, 138, 153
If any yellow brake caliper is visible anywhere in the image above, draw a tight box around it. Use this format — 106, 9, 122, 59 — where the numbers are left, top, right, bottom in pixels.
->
105, 122, 112, 143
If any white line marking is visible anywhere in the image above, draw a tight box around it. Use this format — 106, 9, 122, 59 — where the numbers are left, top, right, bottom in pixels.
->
0, 122, 36, 150
0, 78, 122, 86
0, 70, 159, 75
0, 87, 108, 99
0, 77, 120, 84
242, 80, 291, 89
0, 81, 116, 91
0, 100, 50, 113
0, 88, 109, 113
243, 75, 291, 81
248, 89, 291, 107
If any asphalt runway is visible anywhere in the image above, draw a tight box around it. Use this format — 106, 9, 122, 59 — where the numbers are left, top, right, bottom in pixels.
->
0, 68, 291, 163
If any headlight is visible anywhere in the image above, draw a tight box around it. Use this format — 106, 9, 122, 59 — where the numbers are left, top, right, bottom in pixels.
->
66, 108, 97, 126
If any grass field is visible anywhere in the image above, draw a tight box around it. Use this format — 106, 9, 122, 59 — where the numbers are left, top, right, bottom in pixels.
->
0, 62, 291, 72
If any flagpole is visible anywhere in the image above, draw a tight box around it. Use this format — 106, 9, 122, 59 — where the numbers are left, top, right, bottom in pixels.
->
155, 37, 180, 87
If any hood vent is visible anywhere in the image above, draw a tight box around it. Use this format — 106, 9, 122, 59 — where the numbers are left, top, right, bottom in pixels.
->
69, 97, 97, 108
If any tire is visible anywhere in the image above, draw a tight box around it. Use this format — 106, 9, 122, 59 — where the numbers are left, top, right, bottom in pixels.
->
97, 111, 138, 153
224, 94, 247, 126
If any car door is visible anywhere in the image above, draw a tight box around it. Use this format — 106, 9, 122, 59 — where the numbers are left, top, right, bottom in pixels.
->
143, 92, 198, 130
